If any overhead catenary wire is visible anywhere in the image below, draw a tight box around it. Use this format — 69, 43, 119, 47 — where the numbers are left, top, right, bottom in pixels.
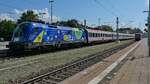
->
94, 0, 131, 29
102, 0, 122, 17
94, 0, 118, 17
94, 0, 119, 29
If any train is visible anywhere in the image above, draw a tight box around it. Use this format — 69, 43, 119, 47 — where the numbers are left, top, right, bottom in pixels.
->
135, 33, 142, 41
7, 21, 135, 51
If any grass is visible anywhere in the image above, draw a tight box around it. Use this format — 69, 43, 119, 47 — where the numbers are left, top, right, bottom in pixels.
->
0, 40, 134, 83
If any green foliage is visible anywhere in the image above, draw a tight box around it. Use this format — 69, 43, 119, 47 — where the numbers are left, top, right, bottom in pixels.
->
118, 28, 133, 33
0, 20, 16, 41
52, 19, 84, 28
67, 19, 81, 28
17, 10, 39, 24
118, 28, 143, 34
100, 25, 113, 32
133, 28, 143, 33
94, 25, 113, 32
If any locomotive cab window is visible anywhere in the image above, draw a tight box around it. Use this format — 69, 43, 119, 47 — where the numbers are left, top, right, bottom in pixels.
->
12, 23, 29, 42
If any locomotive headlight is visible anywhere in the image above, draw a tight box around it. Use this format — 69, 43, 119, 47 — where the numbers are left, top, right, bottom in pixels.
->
28, 43, 32, 47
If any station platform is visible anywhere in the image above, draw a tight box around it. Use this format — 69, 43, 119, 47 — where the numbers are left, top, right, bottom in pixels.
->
108, 39, 149, 84
60, 39, 148, 84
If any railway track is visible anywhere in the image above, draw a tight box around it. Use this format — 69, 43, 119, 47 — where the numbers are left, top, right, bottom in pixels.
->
22, 41, 134, 84
0, 41, 125, 58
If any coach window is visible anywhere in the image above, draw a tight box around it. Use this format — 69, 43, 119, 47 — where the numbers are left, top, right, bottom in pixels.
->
89, 33, 92, 37
102, 33, 104, 37
90, 33, 92, 37
103, 34, 105, 37
92, 33, 94, 37
89, 33, 91, 37
102, 33, 103, 37
88, 33, 91, 37
98, 33, 100, 37
108, 34, 109, 37
107, 34, 109, 37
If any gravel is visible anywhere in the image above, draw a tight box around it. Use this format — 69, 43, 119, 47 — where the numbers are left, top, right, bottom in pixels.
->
0, 40, 133, 84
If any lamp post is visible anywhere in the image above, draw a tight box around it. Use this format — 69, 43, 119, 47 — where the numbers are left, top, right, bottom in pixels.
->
116, 17, 119, 43
49, 0, 54, 24
143, 0, 150, 56
148, 0, 150, 56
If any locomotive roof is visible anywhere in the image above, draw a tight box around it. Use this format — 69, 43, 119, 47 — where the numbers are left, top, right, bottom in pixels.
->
86, 28, 135, 36
26, 22, 83, 30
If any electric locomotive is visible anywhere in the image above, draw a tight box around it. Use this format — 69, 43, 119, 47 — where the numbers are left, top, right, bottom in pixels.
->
7, 22, 87, 51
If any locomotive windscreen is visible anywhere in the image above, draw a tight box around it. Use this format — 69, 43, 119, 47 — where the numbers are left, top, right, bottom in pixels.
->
11, 23, 29, 42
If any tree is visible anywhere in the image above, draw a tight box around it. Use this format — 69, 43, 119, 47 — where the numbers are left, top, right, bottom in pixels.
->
0, 20, 16, 41
100, 25, 113, 32
67, 19, 80, 28
17, 10, 39, 24
133, 28, 143, 33
52, 21, 68, 26
52, 19, 83, 28
118, 28, 133, 34
118, 28, 143, 34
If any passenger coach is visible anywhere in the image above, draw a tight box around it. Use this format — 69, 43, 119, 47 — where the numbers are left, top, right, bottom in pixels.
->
86, 28, 134, 43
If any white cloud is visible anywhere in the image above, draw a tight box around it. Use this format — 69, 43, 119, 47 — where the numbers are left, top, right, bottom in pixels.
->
14, 8, 60, 23
0, 13, 14, 21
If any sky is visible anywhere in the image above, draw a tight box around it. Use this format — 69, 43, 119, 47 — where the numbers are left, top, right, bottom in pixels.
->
0, 0, 148, 30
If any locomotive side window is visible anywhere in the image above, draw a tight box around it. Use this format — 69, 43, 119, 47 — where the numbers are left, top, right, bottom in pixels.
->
33, 27, 39, 35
